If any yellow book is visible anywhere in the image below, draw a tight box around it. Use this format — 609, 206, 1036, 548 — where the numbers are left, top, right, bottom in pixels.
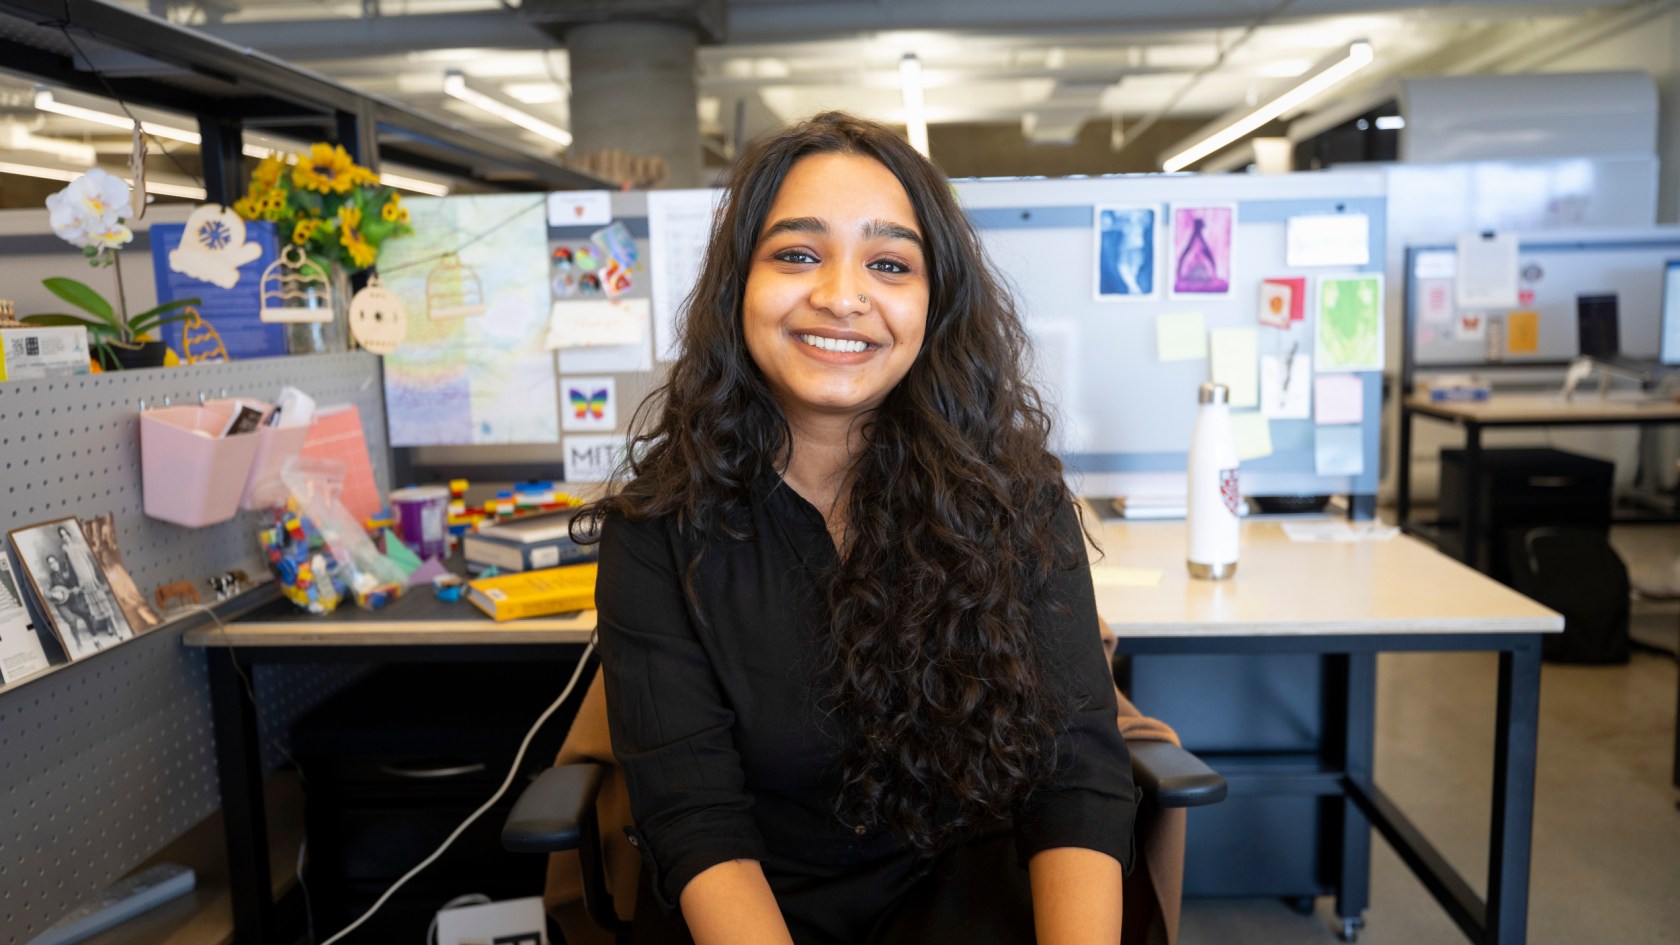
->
466, 562, 597, 621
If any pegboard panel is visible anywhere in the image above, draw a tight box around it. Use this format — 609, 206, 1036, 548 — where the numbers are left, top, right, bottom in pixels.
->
0, 353, 388, 942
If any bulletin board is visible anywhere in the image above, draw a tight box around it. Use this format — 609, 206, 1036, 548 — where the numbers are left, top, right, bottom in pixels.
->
955, 172, 1387, 503
1405, 227, 1680, 370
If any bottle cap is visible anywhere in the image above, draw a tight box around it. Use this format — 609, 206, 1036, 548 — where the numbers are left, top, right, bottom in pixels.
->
1198, 382, 1230, 405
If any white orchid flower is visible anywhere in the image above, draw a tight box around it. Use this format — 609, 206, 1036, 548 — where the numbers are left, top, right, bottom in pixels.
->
67, 167, 132, 222
45, 168, 133, 250
88, 221, 134, 251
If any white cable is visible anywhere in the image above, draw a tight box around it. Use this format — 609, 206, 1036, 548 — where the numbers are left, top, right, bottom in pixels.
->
320, 642, 596, 945
297, 839, 314, 945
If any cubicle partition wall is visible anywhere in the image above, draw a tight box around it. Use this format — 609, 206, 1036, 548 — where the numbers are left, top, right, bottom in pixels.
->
0, 353, 389, 943
956, 172, 1386, 510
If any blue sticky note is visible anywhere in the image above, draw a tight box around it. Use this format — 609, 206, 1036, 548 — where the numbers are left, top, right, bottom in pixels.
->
1315, 425, 1364, 477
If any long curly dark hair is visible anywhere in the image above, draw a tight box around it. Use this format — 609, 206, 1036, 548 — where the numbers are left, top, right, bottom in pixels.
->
580, 111, 1083, 856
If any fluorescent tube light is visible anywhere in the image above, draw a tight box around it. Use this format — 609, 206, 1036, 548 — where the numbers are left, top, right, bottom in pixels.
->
900, 53, 929, 156
34, 88, 201, 145
1162, 41, 1375, 173
379, 171, 451, 196
0, 160, 205, 200
443, 71, 572, 148
1374, 114, 1405, 131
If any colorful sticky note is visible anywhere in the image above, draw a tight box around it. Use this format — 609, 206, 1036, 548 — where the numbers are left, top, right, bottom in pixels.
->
1314, 374, 1363, 425
1259, 277, 1306, 327
1260, 353, 1312, 419
1210, 328, 1259, 408
1315, 425, 1364, 476
1231, 412, 1273, 461
1155, 311, 1208, 362
1507, 310, 1539, 354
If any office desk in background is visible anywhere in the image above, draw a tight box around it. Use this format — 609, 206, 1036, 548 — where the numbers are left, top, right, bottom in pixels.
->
1396, 392, 1680, 566
1087, 514, 1560, 945
189, 519, 1558, 945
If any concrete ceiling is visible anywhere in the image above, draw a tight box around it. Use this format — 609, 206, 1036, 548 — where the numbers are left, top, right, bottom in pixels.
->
0, 0, 1659, 188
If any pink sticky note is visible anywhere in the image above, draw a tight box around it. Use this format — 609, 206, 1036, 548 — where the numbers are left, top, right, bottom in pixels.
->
1315, 374, 1364, 425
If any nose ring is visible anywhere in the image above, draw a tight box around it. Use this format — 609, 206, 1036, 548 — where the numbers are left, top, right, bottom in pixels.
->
858, 294, 869, 304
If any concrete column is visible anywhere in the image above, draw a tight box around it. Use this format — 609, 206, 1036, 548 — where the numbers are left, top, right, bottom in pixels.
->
567, 21, 702, 188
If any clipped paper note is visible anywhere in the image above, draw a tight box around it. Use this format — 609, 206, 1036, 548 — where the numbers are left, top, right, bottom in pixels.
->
1507, 310, 1539, 354
1315, 425, 1364, 476
1156, 311, 1207, 362
1456, 232, 1519, 309
546, 191, 612, 227
1260, 353, 1311, 419
1232, 412, 1273, 461
1314, 374, 1363, 425
1210, 328, 1259, 408
547, 298, 648, 349
1286, 213, 1370, 267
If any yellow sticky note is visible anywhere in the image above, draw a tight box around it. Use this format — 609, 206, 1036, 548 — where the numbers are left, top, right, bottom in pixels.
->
1232, 412, 1274, 460
1091, 567, 1165, 588
1210, 327, 1259, 407
1507, 310, 1539, 354
1156, 312, 1208, 362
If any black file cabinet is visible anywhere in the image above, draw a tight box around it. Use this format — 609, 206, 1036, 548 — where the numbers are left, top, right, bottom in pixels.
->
293, 662, 583, 939
1436, 447, 1614, 580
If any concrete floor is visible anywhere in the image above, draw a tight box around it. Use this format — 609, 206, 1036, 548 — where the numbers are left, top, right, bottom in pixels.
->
1178, 526, 1680, 945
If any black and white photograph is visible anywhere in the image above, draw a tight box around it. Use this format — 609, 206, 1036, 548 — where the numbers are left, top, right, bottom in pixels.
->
7, 518, 134, 661
81, 514, 162, 635
0, 550, 57, 685
1094, 205, 1159, 300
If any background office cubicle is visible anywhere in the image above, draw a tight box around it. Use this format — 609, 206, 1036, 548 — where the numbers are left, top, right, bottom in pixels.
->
1399, 226, 1680, 498
0, 353, 390, 942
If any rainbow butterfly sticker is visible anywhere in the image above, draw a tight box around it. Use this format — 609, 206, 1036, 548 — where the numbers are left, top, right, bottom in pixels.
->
570, 387, 609, 421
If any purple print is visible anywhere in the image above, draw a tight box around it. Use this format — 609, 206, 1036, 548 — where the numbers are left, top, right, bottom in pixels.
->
1172, 206, 1234, 295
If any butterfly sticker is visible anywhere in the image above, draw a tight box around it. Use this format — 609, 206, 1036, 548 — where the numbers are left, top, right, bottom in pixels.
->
571, 387, 608, 420
561, 377, 616, 432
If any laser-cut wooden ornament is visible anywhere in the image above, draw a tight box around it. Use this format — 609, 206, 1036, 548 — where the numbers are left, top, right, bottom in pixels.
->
179, 305, 230, 363
424, 252, 485, 320
347, 275, 408, 355
259, 245, 334, 323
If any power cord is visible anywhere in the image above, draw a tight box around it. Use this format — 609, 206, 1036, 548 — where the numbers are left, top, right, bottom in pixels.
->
319, 641, 596, 945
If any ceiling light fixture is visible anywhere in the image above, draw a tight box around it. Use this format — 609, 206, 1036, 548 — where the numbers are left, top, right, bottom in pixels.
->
0, 122, 97, 165
1374, 115, 1405, 131
379, 171, 451, 197
34, 88, 201, 145
899, 53, 929, 157
0, 160, 205, 200
1161, 41, 1375, 173
443, 70, 572, 148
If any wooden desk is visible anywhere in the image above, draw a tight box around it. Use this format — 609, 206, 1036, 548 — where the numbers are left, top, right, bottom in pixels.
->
1397, 392, 1680, 565
190, 523, 1558, 945
1088, 515, 1560, 945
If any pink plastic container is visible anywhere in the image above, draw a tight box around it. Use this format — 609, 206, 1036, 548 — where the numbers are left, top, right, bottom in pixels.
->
239, 422, 313, 511
140, 399, 265, 527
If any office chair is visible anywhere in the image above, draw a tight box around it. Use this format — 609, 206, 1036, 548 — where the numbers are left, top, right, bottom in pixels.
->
501, 665, 1227, 944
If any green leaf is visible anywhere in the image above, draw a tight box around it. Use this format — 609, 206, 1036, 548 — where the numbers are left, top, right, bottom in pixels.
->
42, 278, 118, 329
127, 311, 194, 338
20, 313, 100, 329
130, 298, 199, 324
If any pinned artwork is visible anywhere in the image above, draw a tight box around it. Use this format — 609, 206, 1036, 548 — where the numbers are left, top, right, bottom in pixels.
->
425, 253, 486, 320
1170, 205, 1235, 297
259, 244, 334, 323
601, 258, 634, 298
1506, 310, 1539, 354
1315, 274, 1383, 372
1094, 205, 1158, 300
1259, 277, 1306, 328
592, 221, 640, 270
170, 204, 265, 289
1455, 311, 1486, 341
348, 275, 409, 355
561, 376, 617, 433
178, 306, 230, 363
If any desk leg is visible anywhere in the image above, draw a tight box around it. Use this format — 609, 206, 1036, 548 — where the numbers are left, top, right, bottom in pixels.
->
207, 648, 275, 945
1462, 424, 1483, 569
1335, 652, 1376, 941
1486, 638, 1541, 945
1397, 408, 1414, 531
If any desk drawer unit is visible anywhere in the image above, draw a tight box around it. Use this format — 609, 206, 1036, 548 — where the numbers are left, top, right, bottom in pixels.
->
1437, 447, 1613, 577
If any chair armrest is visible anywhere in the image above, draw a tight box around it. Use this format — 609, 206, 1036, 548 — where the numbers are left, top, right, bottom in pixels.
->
1129, 741, 1227, 809
502, 763, 605, 853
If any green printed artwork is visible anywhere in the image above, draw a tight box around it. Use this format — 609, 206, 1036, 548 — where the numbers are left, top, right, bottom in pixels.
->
1315, 275, 1383, 372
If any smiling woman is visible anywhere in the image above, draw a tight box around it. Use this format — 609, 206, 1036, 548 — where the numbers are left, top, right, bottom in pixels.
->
572, 112, 1135, 945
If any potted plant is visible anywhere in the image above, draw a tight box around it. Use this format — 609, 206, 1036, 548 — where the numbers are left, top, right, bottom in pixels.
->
21, 167, 197, 370
233, 144, 412, 353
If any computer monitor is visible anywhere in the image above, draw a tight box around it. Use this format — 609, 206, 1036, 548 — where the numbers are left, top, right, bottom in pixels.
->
1661, 260, 1680, 365
1577, 294, 1620, 359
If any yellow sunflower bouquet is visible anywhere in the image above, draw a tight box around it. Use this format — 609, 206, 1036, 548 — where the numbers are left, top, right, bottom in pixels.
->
233, 143, 412, 272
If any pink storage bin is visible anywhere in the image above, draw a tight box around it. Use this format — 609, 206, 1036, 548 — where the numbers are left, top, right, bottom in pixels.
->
239, 421, 313, 511
140, 399, 265, 527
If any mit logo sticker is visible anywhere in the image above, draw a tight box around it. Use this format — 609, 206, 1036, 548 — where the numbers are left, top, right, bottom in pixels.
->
1219, 468, 1240, 516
